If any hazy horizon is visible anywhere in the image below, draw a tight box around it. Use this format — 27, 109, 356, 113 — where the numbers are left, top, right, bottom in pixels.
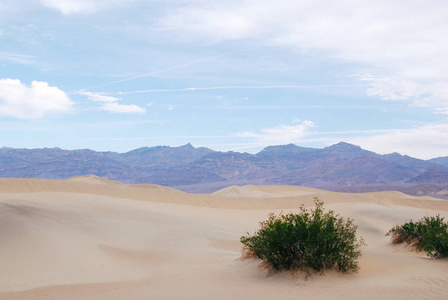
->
1, 1, 448, 159
2, 140, 446, 160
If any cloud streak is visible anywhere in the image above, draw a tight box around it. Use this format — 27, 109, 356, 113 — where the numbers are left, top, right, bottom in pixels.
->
0, 52, 35, 64
117, 84, 367, 95
76, 135, 233, 142
87, 51, 241, 90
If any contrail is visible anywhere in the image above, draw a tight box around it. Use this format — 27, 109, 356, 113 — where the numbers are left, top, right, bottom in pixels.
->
117, 84, 368, 95
85, 51, 240, 91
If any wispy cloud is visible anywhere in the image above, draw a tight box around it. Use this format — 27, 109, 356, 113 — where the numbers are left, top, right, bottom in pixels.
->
76, 135, 232, 142
39, 0, 132, 15
359, 74, 448, 112
99, 102, 145, 114
117, 84, 367, 95
236, 120, 315, 147
345, 122, 448, 159
87, 51, 240, 90
78, 90, 145, 114
78, 90, 119, 103
0, 78, 73, 119
0, 52, 35, 64
158, 0, 448, 113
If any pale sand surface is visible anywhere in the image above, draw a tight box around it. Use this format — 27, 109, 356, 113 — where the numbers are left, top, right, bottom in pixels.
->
1, 176, 448, 299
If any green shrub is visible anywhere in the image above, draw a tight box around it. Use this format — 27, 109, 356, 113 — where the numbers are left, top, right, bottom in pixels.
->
386, 215, 448, 258
240, 198, 365, 275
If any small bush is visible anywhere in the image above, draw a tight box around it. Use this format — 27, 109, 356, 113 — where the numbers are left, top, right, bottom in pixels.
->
386, 215, 448, 258
240, 198, 365, 275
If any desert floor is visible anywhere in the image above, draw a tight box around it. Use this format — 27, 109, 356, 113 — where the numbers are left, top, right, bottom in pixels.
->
1, 176, 448, 299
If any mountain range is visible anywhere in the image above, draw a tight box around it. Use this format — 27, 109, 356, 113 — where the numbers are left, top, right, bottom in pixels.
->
1, 142, 448, 198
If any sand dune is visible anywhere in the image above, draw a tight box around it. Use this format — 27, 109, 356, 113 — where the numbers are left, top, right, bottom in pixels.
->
1, 177, 448, 299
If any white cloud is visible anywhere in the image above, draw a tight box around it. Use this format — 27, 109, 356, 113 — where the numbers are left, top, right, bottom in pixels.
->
358, 74, 448, 112
346, 122, 448, 159
435, 108, 448, 115
40, 0, 95, 14
100, 102, 145, 114
160, 1, 448, 72
78, 90, 145, 114
0, 78, 73, 119
236, 120, 315, 147
359, 75, 420, 101
158, 0, 448, 112
78, 90, 120, 103
40, 0, 132, 14
160, 8, 254, 42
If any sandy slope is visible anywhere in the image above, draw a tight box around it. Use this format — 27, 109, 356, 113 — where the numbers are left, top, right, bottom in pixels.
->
1, 177, 448, 299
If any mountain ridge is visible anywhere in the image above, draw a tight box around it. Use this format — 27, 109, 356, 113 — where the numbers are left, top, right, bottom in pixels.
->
0, 142, 447, 197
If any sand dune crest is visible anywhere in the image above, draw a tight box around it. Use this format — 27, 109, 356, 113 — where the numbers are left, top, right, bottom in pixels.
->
1, 177, 448, 299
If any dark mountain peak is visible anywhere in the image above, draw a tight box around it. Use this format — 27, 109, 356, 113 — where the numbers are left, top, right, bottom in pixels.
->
258, 143, 315, 156
383, 152, 417, 162
385, 152, 402, 158
181, 143, 194, 149
174, 143, 214, 152
202, 150, 253, 160
266, 143, 299, 149
119, 143, 215, 169
124, 144, 215, 157
321, 142, 366, 159
325, 142, 362, 151
281, 143, 297, 148
384, 152, 415, 159
124, 145, 168, 155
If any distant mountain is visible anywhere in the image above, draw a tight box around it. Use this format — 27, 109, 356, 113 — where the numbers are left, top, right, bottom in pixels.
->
0, 147, 145, 182
406, 169, 448, 185
383, 153, 447, 172
118, 143, 214, 168
116, 143, 215, 180
429, 156, 448, 168
0, 142, 447, 197
402, 184, 448, 199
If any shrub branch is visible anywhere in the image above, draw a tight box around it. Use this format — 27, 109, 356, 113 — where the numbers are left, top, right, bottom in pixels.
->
386, 215, 448, 258
240, 198, 365, 276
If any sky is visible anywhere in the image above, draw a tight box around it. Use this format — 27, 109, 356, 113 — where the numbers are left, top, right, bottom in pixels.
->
1, 0, 448, 159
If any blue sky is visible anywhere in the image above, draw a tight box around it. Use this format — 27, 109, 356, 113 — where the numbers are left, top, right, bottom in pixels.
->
1, 0, 448, 159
